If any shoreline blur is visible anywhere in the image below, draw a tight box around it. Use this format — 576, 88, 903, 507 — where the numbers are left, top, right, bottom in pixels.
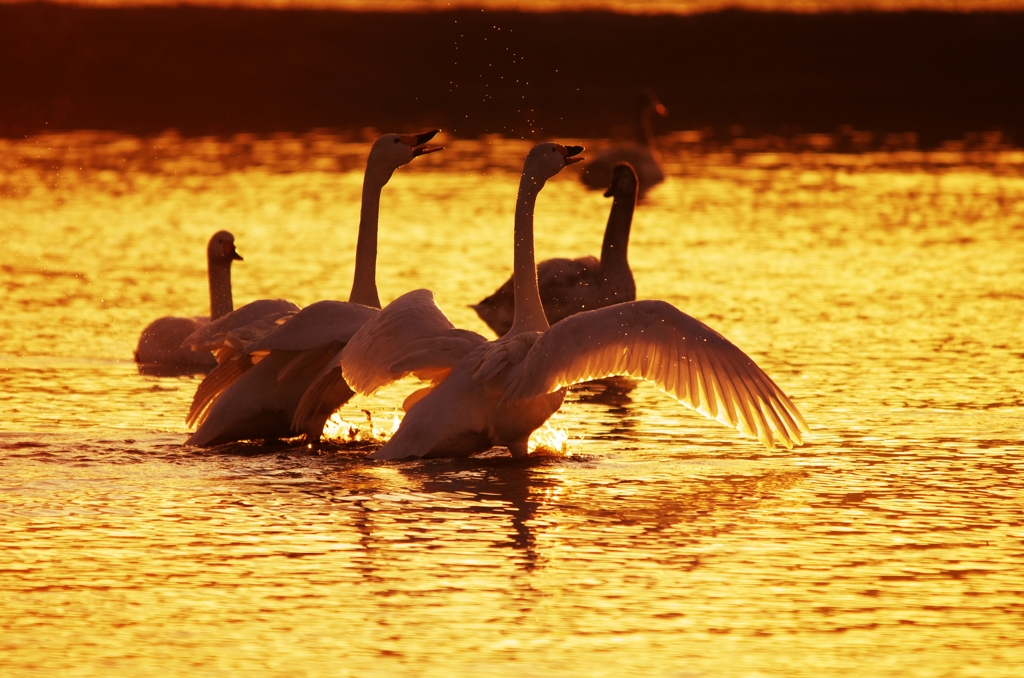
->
3, 1, 1024, 13
2, 4, 1023, 143
3, 130, 1023, 183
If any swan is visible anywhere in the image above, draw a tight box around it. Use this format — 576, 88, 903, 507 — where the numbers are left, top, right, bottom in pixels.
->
472, 162, 639, 336
581, 87, 667, 198
134, 230, 242, 374
182, 130, 443, 447
324, 142, 807, 460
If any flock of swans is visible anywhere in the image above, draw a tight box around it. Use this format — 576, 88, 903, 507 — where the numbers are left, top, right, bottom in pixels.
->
136, 125, 809, 459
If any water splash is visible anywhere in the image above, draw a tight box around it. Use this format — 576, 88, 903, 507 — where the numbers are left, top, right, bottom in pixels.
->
321, 409, 404, 445
528, 420, 571, 456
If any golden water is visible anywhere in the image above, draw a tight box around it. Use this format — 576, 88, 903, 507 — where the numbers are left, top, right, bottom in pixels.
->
1, 132, 1023, 676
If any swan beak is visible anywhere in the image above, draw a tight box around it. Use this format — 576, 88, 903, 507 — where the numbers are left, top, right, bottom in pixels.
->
223, 241, 243, 261
603, 185, 615, 198
401, 129, 444, 157
654, 102, 668, 117
561, 145, 585, 165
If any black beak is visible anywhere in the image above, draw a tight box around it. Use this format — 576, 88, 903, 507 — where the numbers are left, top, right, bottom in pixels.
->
400, 129, 445, 157
413, 129, 443, 157
415, 129, 440, 145
564, 145, 585, 165
232, 249, 244, 261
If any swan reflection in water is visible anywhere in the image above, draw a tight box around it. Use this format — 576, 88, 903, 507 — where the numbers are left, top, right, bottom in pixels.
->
200, 439, 809, 582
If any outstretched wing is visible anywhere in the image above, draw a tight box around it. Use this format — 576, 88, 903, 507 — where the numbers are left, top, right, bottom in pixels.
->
248, 300, 378, 353
503, 300, 808, 450
182, 298, 299, 355
183, 299, 301, 426
340, 289, 486, 395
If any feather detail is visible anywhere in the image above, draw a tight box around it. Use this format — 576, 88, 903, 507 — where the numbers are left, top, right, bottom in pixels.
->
186, 355, 253, 427
501, 300, 808, 450
339, 290, 484, 395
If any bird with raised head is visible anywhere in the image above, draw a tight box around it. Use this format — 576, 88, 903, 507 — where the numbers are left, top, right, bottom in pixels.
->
473, 162, 639, 336
183, 130, 443, 447
324, 142, 808, 460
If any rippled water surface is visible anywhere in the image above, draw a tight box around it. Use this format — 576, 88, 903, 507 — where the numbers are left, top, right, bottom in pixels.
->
1, 133, 1023, 676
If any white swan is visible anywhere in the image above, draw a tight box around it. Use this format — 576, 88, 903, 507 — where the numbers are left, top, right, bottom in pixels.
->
581, 87, 667, 198
134, 230, 242, 374
472, 162, 639, 336
327, 142, 808, 460
183, 131, 442, 447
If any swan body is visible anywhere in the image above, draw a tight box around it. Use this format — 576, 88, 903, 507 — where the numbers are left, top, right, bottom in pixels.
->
185, 300, 378, 446
183, 131, 442, 447
473, 163, 639, 336
336, 143, 808, 461
581, 88, 667, 197
135, 230, 242, 374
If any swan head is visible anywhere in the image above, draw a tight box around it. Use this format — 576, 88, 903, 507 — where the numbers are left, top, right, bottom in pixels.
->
638, 87, 668, 118
603, 163, 639, 199
522, 142, 585, 187
367, 130, 444, 180
207, 230, 243, 264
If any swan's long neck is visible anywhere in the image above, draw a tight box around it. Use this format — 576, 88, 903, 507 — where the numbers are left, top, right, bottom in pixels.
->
208, 258, 233, 320
599, 190, 636, 283
636, 104, 657, 152
507, 173, 549, 337
348, 171, 386, 309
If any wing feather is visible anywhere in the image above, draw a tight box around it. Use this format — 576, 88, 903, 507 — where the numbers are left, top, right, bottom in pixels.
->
182, 299, 299, 354
248, 300, 378, 353
276, 341, 344, 388
186, 356, 253, 427
337, 289, 464, 395
504, 300, 808, 450
390, 330, 489, 379
290, 290, 471, 427
292, 364, 345, 434
706, 341, 770, 445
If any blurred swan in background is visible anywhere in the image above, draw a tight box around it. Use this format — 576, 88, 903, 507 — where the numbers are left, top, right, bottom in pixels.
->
326, 142, 807, 461
473, 162, 639, 336
182, 131, 443, 447
581, 87, 667, 197
134, 230, 242, 375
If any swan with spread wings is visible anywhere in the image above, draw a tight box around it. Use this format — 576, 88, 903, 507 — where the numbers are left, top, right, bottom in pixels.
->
304, 142, 808, 460
182, 131, 442, 446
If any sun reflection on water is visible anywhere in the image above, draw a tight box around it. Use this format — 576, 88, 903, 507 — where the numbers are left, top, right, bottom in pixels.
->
321, 408, 404, 444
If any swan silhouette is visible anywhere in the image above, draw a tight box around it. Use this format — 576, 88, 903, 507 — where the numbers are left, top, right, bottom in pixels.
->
473, 162, 638, 336
581, 87, 667, 197
183, 131, 442, 447
134, 230, 242, 375
320, 143, 807, 460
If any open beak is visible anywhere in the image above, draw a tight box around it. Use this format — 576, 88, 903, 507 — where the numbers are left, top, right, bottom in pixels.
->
400, 129, 444, 157
561, 144, 585, 165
